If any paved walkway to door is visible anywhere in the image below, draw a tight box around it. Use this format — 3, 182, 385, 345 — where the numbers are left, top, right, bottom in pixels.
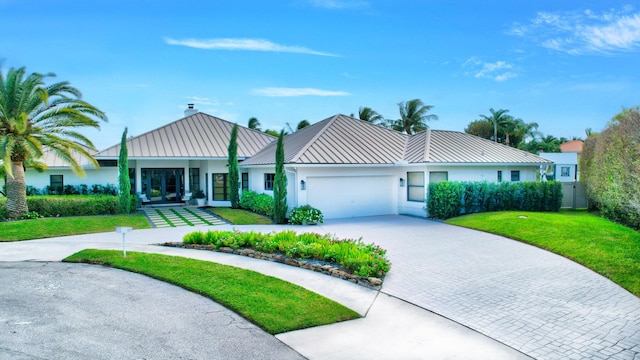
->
140, 206, 227, 227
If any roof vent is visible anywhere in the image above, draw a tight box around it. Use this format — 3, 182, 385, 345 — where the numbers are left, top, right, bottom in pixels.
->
184, 103, 198, 117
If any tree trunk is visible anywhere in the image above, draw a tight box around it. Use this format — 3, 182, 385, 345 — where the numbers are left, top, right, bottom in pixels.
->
6, 162, 29, 219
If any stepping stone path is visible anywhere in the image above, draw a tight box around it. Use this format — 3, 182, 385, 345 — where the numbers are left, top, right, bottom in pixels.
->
141, 206, 227, 228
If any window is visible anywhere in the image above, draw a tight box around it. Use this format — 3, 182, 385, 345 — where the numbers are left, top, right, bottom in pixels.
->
264, 173, 275, 190
241, 173, 249, 191
407, 172, 425, 202
212, 173, 228, 201
189, 168, 200, 192
50, 175, 63, 191
97, 160, 117, 167
128, 168, 136, 194
511, 170, 520, 182
561, 167, 570, 177
429, 171, 448, 183
497, 170, 503, 182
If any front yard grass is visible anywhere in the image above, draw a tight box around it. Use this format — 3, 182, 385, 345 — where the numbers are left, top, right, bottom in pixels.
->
63, 249, 359, 334
0, 213, 151, 242
446, 210, 640, 297
207, 207, 273, 225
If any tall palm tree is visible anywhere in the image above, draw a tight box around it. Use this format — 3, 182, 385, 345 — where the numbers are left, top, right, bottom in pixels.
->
478, 108, 510, 143
392, 99, 438, 134
0, 66, 107, 218
358, 107, 384, 125
247, 117, 261, 131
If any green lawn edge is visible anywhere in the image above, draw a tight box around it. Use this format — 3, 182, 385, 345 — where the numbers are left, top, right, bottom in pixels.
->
445, 210, 640, 297
63, 249, 360, 334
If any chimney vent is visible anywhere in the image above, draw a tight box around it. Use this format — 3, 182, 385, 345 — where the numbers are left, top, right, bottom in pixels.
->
184, 104, 198, 117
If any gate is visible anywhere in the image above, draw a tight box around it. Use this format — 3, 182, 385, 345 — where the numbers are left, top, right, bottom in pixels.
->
561, 182, 588, 209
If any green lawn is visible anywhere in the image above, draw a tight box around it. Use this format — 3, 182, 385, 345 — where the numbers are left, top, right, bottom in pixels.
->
63, 250, 359, 334
207, 207, 273, 225
446, 210, 640, 297
0, 213, 151, 242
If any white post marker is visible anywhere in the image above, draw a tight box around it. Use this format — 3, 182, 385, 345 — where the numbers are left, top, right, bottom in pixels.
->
115, 227, 133, 257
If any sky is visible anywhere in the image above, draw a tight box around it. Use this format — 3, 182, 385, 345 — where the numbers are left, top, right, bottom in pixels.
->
2, 0, 639, 150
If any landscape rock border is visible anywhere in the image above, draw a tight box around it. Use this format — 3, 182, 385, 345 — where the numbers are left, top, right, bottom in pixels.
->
161, 242, 383, 290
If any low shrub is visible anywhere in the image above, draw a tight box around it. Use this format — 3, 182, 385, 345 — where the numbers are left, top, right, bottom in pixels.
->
288, 204, 324, 225
183, 229, 391, 278
428, 181, 563, 220
240, 191, 274, 218
0, 195, 138, 219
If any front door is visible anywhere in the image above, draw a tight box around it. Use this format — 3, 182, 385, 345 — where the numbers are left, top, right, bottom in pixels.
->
141, 169, 184, 203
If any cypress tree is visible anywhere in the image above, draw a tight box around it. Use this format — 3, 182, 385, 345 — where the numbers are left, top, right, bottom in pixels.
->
118, 127, 131, 213
273, 130, 288, 223
228, 124, 240, 208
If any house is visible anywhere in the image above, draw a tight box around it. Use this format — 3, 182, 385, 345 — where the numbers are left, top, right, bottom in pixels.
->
26, 109, 552, 219
538, 152, 578, 182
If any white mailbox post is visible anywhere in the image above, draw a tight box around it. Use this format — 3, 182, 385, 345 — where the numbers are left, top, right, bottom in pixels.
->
115, 227, 133, 257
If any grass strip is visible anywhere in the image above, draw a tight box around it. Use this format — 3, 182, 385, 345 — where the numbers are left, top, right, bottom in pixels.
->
183, 208, 214, 225
169, 209, 193, 226
0, 213, 151, 242
207, 207, 273, 225
154, 209, 175, 227
63, 250, 359, 334
446, 210, 640, 297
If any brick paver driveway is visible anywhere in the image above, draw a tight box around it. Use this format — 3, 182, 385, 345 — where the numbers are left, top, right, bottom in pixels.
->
319, 216, 640, 360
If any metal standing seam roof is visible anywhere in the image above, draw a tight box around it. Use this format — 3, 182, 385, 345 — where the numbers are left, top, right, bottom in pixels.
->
93, 112, 276, 159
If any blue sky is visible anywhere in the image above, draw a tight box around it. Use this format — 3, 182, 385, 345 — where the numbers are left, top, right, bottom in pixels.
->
2, 0, 639, 149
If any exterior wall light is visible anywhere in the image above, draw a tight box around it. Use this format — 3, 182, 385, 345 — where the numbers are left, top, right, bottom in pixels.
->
399, 178, 405, 187
300, 180, 306, 190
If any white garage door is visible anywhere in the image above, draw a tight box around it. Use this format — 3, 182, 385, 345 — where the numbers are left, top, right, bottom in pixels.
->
306, 176, 395, 219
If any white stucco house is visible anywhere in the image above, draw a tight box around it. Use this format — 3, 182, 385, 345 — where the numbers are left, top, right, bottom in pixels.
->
26, 109, 552, 219
538, 152, 579, 182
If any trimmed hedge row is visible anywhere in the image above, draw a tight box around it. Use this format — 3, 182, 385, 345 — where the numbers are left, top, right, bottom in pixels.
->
0, 195, 138, 219
240, 191, 274, 218
427, 181, 563, 220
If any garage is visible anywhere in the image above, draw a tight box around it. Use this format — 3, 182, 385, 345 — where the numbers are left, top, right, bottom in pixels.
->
306, 176, 396, 219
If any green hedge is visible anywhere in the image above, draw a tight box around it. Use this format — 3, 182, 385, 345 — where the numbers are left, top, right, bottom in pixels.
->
428, 181, 562, 220
0, 195, 137, 219
240, 191, 274, 218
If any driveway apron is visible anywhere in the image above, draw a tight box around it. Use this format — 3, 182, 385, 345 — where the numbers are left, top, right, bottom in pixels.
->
317, 216, 640, 360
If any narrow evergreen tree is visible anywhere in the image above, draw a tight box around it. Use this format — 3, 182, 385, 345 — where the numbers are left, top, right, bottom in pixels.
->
118, 128, 131, 214
273, 130, 288, 223
228, 124, 240, 208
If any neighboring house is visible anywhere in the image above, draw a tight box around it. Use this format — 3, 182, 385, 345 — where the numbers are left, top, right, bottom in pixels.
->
560, 139, 583, 154
538, 152, 579, 182
26, 110, 552, 219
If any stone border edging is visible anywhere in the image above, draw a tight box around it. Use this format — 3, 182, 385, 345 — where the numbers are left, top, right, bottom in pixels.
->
161, 242, 383, 290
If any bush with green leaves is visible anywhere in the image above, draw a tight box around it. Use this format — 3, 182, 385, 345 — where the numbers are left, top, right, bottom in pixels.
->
428, 180, 562, 220
239, 191, 274, 218
288, 204, 324, 225
0, 195, 137, 219
183, 229, 391, 278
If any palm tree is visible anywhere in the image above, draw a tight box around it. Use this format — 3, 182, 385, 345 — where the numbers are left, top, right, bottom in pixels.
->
478, 108, 510, 143
296, 120, 310, 130
392, 99, 438, 134
247, 117, 261, 131
0, 66, 107, 219
358, 107, 384, 125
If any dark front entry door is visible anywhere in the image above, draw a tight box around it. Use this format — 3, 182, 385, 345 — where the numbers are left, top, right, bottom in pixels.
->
141, 169, 184, 203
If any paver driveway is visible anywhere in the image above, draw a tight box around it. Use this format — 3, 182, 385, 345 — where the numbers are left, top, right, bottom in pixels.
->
317, 216, 640, 360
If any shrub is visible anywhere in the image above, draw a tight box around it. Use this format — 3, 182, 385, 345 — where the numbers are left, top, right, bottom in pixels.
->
240, 191, 274, 218
289, 204, 324, 225
0, 195, 136, 219
428, 181, 562, 220
182, 230, 391, 278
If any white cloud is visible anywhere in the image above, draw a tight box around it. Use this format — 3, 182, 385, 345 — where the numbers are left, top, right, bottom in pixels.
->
182, 96, 217, 106
308, 0, 369, 9
164, 37, 339, 57
463, 57, 518, 82
510, 8, 640, 54
252, 87, 352, 97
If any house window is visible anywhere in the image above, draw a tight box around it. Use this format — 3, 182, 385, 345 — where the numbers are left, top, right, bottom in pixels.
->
561, 167, 570, 177
189, 168, 200, 192
212, 173, 228, 201
511, 170, 520, 182
128, 168, 136, 194
97, 159, 117, 167
429, 171, 448, 183
407, 172, 425, 202
241, 173, 249, 191
497, 170, 503, 182
50, 175, 63, 191
264, 173, 275, 190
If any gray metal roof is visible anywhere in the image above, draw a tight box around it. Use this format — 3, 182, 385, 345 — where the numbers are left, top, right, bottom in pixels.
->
241, 114, 551, 166
94, 112, 276, 159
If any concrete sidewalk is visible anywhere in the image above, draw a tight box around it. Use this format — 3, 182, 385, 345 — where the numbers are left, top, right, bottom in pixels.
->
0, 223, 530, 359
